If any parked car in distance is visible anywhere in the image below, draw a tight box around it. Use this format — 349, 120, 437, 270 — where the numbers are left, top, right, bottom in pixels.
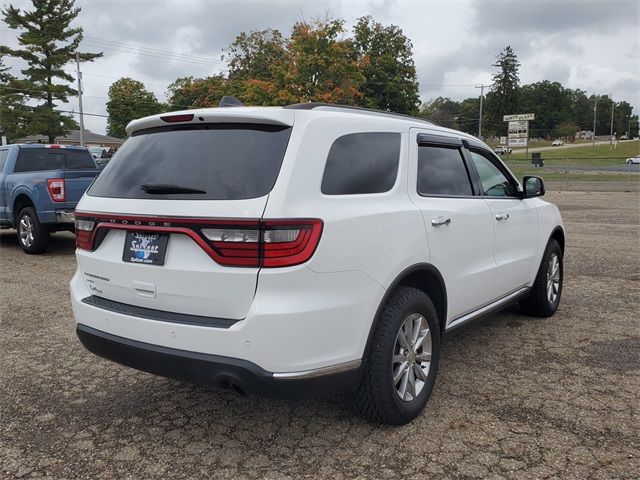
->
95, 157, 111, 169
551, 140, 564, 146
626, 156, 640, 164
494, 145, 512, 155
71, 101, 565, 425
88, 146, 107, 159
0, 144, 100, 253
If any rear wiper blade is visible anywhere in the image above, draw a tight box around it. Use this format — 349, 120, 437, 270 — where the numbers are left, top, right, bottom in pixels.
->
140, 184, 206, 194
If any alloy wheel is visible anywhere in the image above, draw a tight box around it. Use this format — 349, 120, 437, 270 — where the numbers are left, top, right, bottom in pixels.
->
547, 253, 561, 304
392, 313, 432, 402
19, 215, 34, 248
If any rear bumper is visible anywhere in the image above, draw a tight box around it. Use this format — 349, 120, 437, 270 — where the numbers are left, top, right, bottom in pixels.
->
76, 324, 360, 398
56, 210, 75, 223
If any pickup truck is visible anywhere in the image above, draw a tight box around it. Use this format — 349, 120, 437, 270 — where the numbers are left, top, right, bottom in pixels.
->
0, 144, 100, 254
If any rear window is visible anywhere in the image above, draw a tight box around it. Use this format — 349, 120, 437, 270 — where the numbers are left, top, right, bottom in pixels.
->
66, 150, 97, 169
14, 149, 65, 172
13, 148, 94, 172
417, 145, 473, 196
88, 124, 292, 200
321, 132, 401, 195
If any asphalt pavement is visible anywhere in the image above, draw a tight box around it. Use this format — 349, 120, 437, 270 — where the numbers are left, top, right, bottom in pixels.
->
1, 183, 639, 479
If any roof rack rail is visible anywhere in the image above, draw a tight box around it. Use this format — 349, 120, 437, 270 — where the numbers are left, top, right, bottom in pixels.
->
283, 102, 434, 125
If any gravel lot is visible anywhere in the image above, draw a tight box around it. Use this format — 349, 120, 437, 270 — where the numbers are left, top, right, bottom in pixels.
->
1, 183, 639, 479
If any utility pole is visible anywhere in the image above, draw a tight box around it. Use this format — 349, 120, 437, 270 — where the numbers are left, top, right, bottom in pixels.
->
474, 84, 489, 139
75, 52, 85, 147
592, 95, 598, 148
609, 101, 615, 147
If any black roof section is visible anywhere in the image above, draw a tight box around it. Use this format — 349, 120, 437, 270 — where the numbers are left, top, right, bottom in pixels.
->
284, 102, 435, 126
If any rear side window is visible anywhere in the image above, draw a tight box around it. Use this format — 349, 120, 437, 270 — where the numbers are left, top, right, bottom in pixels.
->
14, 149, 65, 173
0, 150, 8, 172
88, 124, 292, 200
66, 150, 96, 169
417, 145, 473, 196
321, 132, 400, 195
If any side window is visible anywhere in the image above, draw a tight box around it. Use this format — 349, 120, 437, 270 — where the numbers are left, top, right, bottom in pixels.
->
66, 150, 96, 169
321, 132, 400, 195
469, 150, 518, 197
0, 150, 8, 172
417, 145, 473, 196
14, 149, 65, 173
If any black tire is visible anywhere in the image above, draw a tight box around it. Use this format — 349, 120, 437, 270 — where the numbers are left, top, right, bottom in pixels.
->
354, 286, 441, 425
16, 207, 50, 254
520, 239, 563, 317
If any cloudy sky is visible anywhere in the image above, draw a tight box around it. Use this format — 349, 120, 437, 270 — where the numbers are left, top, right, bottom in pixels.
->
1, 0, 638, 135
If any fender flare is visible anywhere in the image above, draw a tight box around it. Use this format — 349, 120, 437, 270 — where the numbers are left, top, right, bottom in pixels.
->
362, 263, 448, 359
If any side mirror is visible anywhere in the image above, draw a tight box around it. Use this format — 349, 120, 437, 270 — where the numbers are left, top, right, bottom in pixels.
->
523, 176, 545, 197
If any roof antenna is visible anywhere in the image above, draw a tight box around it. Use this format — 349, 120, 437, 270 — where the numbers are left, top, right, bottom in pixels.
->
218, 96, 244, 108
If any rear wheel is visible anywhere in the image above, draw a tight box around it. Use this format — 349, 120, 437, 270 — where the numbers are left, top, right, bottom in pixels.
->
520, 239, 563, 317
354, 287, 440, 425
17, 207, 50, 254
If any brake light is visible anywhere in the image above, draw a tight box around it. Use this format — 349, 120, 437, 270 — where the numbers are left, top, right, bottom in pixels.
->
47, 144, 63, 149
203, 219, 323, 267
47, 178, 65, 202
75, 218, 95, 250
73, 213, 323, 267
160, 114, 194, 123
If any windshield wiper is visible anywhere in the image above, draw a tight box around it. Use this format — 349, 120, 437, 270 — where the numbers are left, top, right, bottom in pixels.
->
140, 184, 206, 195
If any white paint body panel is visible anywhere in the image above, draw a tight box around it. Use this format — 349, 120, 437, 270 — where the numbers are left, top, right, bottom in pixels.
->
71, 106, 564, 374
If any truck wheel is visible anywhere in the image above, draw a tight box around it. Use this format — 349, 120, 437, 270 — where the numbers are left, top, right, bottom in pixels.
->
17, 207, 50, 254
354, 287, 441, 425
520, 239, 563, 317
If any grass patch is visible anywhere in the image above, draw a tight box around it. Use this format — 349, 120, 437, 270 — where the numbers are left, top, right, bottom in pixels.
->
507, 140, 639, 166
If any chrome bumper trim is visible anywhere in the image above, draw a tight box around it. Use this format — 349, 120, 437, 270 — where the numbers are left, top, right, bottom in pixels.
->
272, 359, 362, 380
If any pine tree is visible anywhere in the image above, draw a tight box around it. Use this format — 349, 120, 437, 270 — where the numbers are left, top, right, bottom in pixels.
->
1, 0, 102, 142
0, 54, 30, 142
485, 46, 520, 135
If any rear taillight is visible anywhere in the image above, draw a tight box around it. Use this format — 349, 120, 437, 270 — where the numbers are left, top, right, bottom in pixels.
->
202, 219, 323, 267
47, 178, 65, 202
75, 218, 95, 250
73, 214, 323, 268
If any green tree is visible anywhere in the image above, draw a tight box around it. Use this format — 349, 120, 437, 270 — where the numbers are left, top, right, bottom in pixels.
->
224, 29, 287, 82
418, 96, 459, 128
569, 89, 593, 132
0, 54, 31, 142
166, 75, 229, 110
352, 16, 420, 114
485, 45, 521, 135
283, 18, 363, 105
106, 78, 163, 138
456, 97, 481, 135
519, 81, 572, 137
1, 0, 102, 142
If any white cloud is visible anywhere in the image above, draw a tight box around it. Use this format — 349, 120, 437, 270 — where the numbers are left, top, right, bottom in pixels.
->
2, 0, 638, 134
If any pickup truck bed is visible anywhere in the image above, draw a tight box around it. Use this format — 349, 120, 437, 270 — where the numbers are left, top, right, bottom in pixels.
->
0, 144, 100, 253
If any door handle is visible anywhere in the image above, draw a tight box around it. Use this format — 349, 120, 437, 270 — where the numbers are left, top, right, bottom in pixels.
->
431, 216, 451, 227
495, 213, 510, 221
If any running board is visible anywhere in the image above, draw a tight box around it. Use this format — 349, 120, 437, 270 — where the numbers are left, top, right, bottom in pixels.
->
445, 287, 530, 332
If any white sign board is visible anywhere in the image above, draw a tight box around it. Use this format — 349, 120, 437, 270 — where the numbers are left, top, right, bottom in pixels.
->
503, 113, 535, 122
499, 136, 507, 145
509, 138, 527, 147
508, 120, 528, 147
1, 136, 6, 146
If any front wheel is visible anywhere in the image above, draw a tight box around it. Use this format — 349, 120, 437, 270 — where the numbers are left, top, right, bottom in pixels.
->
17, 207, 50, 254
354, 287, 441, 425
520, 239, 563, 317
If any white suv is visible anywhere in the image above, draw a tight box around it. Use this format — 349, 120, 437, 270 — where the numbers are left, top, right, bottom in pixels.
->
71, 101, 565, 425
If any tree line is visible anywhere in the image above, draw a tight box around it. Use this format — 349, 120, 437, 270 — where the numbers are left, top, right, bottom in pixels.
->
420, 46, 638, 140
1, 0, 638, 143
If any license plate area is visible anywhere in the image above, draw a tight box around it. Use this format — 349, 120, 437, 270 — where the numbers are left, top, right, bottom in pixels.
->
122, 231, 168, 265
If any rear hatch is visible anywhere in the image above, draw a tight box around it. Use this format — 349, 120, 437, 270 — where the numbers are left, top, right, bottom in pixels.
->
74, 117, 293, 320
